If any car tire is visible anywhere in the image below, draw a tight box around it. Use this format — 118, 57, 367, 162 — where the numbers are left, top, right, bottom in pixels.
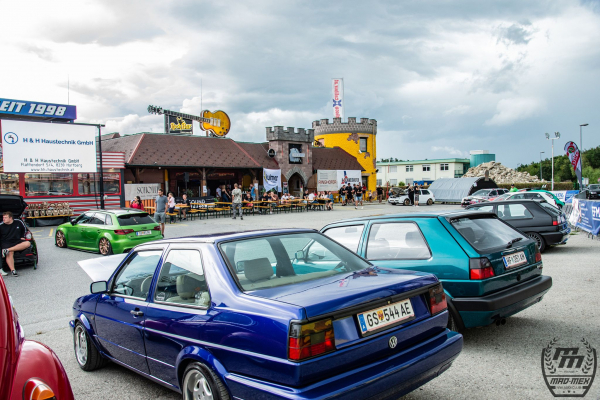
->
55, 231, 67, 248
74, 322, 108, 371
182, 362, 230, 400
526, 232, 546, 252
98, 238, 113, 256
427, 198, 433, 205
446, 302, 464, 333
404, 198, 411, 206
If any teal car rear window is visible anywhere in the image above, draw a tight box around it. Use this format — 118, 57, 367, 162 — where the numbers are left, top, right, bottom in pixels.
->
450, 216, 526, 252
117, 213, 155, 226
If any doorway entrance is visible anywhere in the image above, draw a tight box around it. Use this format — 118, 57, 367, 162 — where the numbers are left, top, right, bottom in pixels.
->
288, 173, 304, 197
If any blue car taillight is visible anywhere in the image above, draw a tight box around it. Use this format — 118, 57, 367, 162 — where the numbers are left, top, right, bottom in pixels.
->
288, 318, 335, 361
428, 284, 447, 315
469, 257, 495, 280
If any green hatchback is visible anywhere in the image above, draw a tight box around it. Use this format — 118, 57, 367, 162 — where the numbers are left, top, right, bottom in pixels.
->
55, 209, 162, 255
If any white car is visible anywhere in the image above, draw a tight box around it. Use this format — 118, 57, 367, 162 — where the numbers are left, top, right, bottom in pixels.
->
390, 189, 435, 206
500, 191, 560, 208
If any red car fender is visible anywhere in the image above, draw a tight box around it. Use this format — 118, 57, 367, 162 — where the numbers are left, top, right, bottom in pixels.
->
10, 339, 74, 400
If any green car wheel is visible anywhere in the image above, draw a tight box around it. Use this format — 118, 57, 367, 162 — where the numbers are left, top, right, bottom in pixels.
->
99, 238, 113, 256
56, 231, 67, 248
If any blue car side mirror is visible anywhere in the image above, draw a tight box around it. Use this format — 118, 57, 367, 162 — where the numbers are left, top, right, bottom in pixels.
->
90, 281, 108, 294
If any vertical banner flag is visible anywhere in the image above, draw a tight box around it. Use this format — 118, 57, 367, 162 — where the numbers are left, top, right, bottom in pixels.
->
564, 141, 582, 187
332, 78, 344, 120
263, 169, 282, 193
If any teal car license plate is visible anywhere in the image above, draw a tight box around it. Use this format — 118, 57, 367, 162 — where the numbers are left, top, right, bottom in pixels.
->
503, 251, 526, 269
136, 230, 152, 236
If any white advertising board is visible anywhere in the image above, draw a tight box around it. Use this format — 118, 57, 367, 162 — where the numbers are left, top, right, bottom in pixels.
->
263, 168, 282, 192
124, 183, 161, 201
1, 120, 97, 173
317, 170, 338, 191
337, 170, 361, 187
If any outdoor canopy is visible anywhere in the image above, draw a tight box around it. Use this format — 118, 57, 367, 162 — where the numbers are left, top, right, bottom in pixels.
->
428, 177, 498, 203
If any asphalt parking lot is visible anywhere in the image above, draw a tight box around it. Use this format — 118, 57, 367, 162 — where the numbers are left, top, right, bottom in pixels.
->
3, 202, 599, 400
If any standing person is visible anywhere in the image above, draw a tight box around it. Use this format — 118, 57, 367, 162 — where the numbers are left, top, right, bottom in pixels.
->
414, 185, 420, 207
355, 184, 363, 209
216, 186, 222, 200
154, 189, 168, 236
0, 211, 31, 277
408, 186, 415, 206
231, 183, 243, 220
339, 185, 346, 206
130, 196, 144, 210
377, 186, 384, 203
345, 184, 353, 206
167, 192, 176, 223
509, 184, 518, 192
250, 184, 256, 200
181, 193, 191, 220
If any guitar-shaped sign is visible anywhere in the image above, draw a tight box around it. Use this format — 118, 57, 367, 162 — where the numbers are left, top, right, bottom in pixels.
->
147, 105, 231, 137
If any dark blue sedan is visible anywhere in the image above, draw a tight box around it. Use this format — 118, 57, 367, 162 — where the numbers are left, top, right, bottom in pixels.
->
70, 229, 462, 400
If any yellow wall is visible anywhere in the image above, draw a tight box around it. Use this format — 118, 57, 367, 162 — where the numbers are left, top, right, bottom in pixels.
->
314, 132, 377, 192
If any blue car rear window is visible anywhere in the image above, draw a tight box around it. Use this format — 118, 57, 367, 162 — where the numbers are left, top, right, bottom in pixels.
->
220, 232, 371, 291
450, 216, 526, 252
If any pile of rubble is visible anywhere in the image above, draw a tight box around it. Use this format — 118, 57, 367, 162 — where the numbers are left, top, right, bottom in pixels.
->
462, 161, 542, 184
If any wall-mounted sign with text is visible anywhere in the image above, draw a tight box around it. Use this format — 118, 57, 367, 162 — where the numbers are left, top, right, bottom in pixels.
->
0, 98, 77, 121
1, 120, 97, 173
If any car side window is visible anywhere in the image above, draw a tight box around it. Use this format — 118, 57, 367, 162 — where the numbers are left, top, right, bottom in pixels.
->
154, 250, 210, 307
476, 205, 494, 213
366, 222, 431, 260
89, 213, 106, 225
489, 190, 497, 196
112, 250, 163, 299
421, 190, 430, 195
76, 212, 94, 224
104, 214, 113, 225
497, 204, 533, 220
323, 225, 365, 252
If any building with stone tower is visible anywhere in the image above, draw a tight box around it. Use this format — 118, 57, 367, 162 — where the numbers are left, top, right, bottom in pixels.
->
313, 117, 378, 191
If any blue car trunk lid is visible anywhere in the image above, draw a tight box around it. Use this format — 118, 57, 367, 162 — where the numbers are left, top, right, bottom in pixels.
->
248, 267, 438, 320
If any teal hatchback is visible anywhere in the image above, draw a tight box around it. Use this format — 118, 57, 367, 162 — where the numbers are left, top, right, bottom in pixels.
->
321, 211, 552, 331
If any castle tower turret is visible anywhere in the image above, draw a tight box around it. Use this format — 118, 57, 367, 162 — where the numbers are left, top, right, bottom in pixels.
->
312, 117, 378, 192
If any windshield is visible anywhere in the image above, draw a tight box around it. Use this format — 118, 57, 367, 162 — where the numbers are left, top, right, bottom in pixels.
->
539, 202, 560, 215
220, 232, 371, 291
472, 189, 492, 196
588, 185, 600, 190
450, 216, 526, 252
117, 213, 155, 226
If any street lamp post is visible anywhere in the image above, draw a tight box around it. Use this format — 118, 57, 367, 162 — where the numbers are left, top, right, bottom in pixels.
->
540, 151, 545, 181
545, 132, 560, 191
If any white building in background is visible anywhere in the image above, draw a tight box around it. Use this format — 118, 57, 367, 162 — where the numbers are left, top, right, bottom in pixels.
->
376, 158, 470, 186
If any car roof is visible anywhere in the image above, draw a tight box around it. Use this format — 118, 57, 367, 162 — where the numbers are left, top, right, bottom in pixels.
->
470, 199, 543, 206
138, 228, 318, 245
322, 209, 491, 225
94, 208, 148, 215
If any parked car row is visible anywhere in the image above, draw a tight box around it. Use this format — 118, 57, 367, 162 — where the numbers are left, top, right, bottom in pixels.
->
2, 192, 562, 399
461, 188, 509, 207
388, 189, 436, 205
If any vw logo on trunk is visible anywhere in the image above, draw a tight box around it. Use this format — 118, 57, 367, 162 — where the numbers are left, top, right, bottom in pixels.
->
389, 336, 398, 349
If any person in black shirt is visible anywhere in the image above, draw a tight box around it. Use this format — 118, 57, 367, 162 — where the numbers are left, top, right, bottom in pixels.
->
0, 211, 30, 277
345, 185, 353, 206
377, 187, 384, 203
355, 184, 364, 209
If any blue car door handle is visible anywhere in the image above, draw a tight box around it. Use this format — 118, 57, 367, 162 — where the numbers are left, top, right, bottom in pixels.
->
130, 309, 144, 317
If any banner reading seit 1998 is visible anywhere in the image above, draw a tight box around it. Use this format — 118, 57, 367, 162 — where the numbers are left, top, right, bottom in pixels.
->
1, 120, 97, 173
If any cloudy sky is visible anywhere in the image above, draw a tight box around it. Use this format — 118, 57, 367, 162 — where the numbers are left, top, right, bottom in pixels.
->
1, 0, 599, 167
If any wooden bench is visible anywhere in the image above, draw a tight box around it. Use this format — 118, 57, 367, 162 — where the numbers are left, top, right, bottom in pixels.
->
166, 212, 178, 223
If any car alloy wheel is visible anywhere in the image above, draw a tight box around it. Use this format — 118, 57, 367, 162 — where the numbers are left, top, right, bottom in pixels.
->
404, 198, 411, 206
526, 232, 546, 252
74, 325, 88, 366
427, 198, 433, 205
183, 362, 229, 400
99, 238, 113, 256
73, 323, 108, 371
55, 231, 67, 248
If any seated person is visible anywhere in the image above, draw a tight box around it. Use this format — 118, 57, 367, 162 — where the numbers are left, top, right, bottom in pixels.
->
0, 211, 31, 277
243, 193, 253, 207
